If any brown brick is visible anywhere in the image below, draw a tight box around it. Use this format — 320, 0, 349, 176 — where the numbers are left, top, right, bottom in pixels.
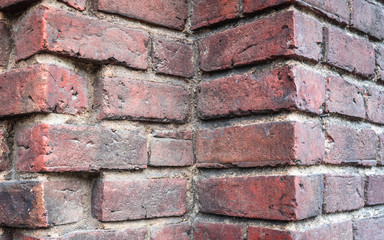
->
95, 0, 187, 30
324, 27, 375, 78
16, 124, 147, 172
198, 175, 322, 221
325, 76, 365, 118
0, 21, 11, 68
0, 64, 88, 118
153, 36, 194, 78
193, 222, 243, 240
323, 175, 364, 213
0, 0, 38, 10
14, 6, 149, 69
150, 137, 193, 167
352, 0, 384, 40
95, 76, 189, 123
191, 0, 239, 30
58, 0, 86, 11
365, 175, 384, 206
196, 121, 324, 167
0, 129, 9, 171
0, 181, 83, 228
92, 178, 187, 221
325, 124, 377, 165
365, 86, 384, 124
199, 10, 322, 72
151, 223, 191, 240
197, 66, 324, 119
354, 217, 384, 240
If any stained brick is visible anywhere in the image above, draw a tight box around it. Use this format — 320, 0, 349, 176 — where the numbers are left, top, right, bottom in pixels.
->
365, 175, 384, 206
151, 223, 190, 240
352, 0, 384, 40
354, 217, 384, 240
150, 136, 193, 167
193, 222, 243, 240
0, 21, 11, 67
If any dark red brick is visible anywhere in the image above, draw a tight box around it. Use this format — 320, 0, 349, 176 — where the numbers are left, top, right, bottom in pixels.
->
14, 6, 149, 69
352, 0, 384, 40
198, 175, 322, 220
95, 0, 187, 30
150, 136, 193, 167
0, 64, 88, 118
0, 181, 83, 228
0, 129, 9, 171
58, 0, 86, 11
323, 175, 364, 213
324, 27, 375, 78
196, 121, 324, 167
354, 217, 384, 240
197, 66, 324, 119
95, 76, 189, 123
0, 0, 38, 10
16, 124, 147, 172
199, 10, 322, 72
92, 178, 187, 221
153, 36, 194, 78
325, 124, 377, 165
377, 46, 384, 82
193, 222, 243, 240
151, 223, 190, 240
0, 21, 11, 67
191, 0, 239, 30
365, 175, 384, 206
365, 86, 384, 124
325, 76, 365, 118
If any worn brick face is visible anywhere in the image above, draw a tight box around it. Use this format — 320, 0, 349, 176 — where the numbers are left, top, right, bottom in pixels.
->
352, 0, 384, 40
365, 86, 384, 124
193, 222, 243, 240
0, 21, 11, 68
151, 223, 190, 240
365, 175, 384, 206
0, 0, 38, 10
150, 137, 193, 167
0, 129, 9, 171
377, 46, 384, 82
58, 0, 86, 11
354, 217, 384, 240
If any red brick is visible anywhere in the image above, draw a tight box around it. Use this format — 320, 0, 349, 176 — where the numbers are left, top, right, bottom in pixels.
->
191, 0, 239, 30
365, 86, 384, 124
354, 217, 384, 240
58, 0, 86, 11
0, 22, 11, 67
0, 0, 38, 10
325, 124, 377, 165
16, 124, 147, 172
377, 46, 384, 82
0, 64, 88, 118
153, 36, 194, 78
153, 130, 192, 140
197, 66, 324, 119
193, 222, 243, 240
199, 10, 322, 72
95, 76, 189, 123
323, 175, 364, 213
325, 76, 365, 118
365, 175, 384, 206
92, 178, 187, 221
0, 129, 9, 171
196, 121, 324, 167
198, 175, 322, 220
352, 0, 384, 40
151, 223, 190, 240
324, 27, 375, 78
0, 181, 83, 228
243, 0, 293, 14
95, 0, 187, 30
14, 6, 149, 69
150, 136, 193, 167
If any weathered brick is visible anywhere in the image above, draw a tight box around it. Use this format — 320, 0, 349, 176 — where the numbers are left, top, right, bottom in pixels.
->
14, 6, 149, 69
191, 0, 239, 30
325, 76, 365, 118
58, 0, 86, 11
324, 27, 375, 78
365, 175, 384, 206
199, 10, 322, 72
197, 66, 325, 119
153, 130, 192, 140
352, 0, 384, 40
16, 124, 147, 172
243, 0, 294, 14
380, 134, 384, 165
325, 124, 377, 165
150, 136, 193, 167
95, 76, 189, 123
151, 223, 190, 240
0, 181, 83, 228
0, 129, 9, 171
198, 175, 322, 220
153, 36, 194, 78
196, 121, 324, 167
365, 86, 384, 124
323, 175, 364, 213
0, 64, 88, 118
354, 217, 384, 240
0, 0, 38, 10
0, 21, 11, 67
193, 222, 243, 240
92, 178, 187, 221
377, 46, 384, 82
95, 0, 187, 30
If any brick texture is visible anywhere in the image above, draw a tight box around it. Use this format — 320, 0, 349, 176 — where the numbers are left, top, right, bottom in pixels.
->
150, 223, 190, 240
0, 129, 9, 171
58, 0, 86, 11
352, 0, 384, 40
0, 0, 38, 10
0, 21, 11, 67
354, 217, 384, 240
377, 46, 384, 82
150, 136, 193, 167
365, 175, 384, 206
365, 86, 384, 124
193, 222, 243, 240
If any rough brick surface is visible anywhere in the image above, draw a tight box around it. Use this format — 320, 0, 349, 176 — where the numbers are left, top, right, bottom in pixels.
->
0, 64, 88, 118
58, 0, 86, 11
0, 21, 11, 67
196, 122, 324, 167
323, 175, 364, 213
352, 0, 384, 40
153, 36, 194, 78
198, 175, 323, 220
150, 137, 193, 167
197, 66, 324, 119
199, 10, 322, 72
193, 222, 243, 240
92, 178, 187, 221
16, 124, 147, 172
14, 6, 149, 69
0, 0, 38, 10
377, 46, 384, 82
0, 129, 9, 171
365, 86, 384, 124
95, 0, 187, 30
380, 134, 384, 165
151, 223, 190, 240
95, 76, 189, 123
365, 175, 384, 206
354, 217, 384, 240
324, 27, 375, 78
325, 124, 377, 165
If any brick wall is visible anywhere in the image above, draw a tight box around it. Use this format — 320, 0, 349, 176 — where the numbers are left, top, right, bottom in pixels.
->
0, 0, 384, 239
